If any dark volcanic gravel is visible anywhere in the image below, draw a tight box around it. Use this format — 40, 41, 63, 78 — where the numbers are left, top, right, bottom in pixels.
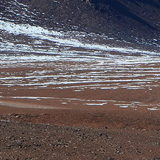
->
0, 120, 160, 160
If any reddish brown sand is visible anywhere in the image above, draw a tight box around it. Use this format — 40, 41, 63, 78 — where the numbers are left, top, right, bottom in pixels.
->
0, 105, 160, 160
0, 61, 160, 159
0, 98, 160, 160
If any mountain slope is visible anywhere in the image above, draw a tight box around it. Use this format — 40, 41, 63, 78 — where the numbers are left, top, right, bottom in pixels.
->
0, 0, 160, 50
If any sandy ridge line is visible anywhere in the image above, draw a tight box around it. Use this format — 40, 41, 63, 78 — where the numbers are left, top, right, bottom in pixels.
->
0, 100, 68, 110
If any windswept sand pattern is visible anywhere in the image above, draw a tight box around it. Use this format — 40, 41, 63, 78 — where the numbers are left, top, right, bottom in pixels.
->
0, 53, 160, 111
0, 16, 160, 111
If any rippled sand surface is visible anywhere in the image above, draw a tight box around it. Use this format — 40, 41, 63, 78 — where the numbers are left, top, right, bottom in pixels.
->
1, 52, 160, 111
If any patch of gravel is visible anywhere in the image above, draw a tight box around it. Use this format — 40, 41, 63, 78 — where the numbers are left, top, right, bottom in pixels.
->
0, 121, 160, 160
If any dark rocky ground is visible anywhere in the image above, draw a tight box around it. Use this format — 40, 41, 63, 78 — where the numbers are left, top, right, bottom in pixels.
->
0, 120, 160, 160
0, 108, 160, 160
